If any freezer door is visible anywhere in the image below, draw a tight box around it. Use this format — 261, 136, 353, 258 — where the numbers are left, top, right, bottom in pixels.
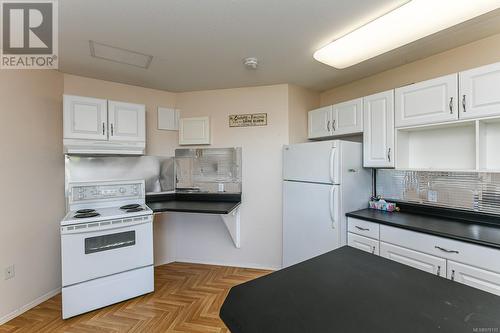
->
283, 141, 339, 184
283, 181, 340, 268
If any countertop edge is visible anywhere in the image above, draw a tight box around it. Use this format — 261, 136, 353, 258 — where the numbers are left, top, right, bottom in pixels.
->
346, 210, 500, 250
148, 201, 241, 215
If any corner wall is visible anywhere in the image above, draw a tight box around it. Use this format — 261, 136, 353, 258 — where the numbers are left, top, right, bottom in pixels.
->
173, 84, 290, 269
0, 70, 64, 323
288, 85, 320, 143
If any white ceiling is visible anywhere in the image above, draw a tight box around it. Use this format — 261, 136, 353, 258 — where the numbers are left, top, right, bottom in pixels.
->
59, 0, 500, 92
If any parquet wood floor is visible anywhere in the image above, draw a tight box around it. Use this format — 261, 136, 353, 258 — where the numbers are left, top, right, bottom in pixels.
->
0, 262, 271, 333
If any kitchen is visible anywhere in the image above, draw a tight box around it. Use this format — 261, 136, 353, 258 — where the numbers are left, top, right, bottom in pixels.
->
2, 1, 500, 332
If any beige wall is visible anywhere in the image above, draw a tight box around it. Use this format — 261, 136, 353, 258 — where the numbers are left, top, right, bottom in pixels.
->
320, 33, 500, 106
288, 85, 320, 143
0, 70, 64, 322
173, 85, 289, 269
63, 74, 178, 156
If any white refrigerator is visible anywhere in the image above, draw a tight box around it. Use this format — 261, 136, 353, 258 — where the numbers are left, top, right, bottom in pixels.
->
282, 140, 371, 267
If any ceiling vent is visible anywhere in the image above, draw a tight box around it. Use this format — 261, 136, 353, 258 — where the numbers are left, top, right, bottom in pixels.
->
89, 41, 153, 69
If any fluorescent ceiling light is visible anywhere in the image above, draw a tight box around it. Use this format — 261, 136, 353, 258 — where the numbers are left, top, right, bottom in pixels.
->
313, 0, 500, 69
89, 41, 153, 69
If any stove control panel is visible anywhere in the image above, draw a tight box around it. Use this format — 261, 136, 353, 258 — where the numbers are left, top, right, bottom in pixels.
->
70, 182, 143, 202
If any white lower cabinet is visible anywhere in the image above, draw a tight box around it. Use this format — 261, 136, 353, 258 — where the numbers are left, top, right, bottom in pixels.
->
447, 260, 500, 296
380, 242, 446, 277
348, 233, 379, 255
349, 218, 500, 296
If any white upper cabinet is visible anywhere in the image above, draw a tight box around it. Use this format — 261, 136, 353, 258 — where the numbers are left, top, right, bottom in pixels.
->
308, 99, 362, 139
64, 95, 108, 140
395, 74, 458, 127
179, 116, 210, 145
63, 95, 146, 155
460, 62, 500, 120
308, 106, 332, 139
332, 98, 363, 135
108, 100, 146, 142
363, 90, 394, 168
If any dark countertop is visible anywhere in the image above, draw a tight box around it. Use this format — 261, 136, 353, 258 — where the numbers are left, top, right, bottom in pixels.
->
146, 192, 241, 215
220, 246, 500, 333
346, 208, 500, 249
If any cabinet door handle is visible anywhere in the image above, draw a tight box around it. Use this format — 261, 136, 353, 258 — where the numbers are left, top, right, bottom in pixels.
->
434, 246, 459, 254
332, 119, 336, 131
327, 120, 330, 132
371, 246, 376, 254
437, 266, 441, 276
355, 226, 369, 231
111, 123, 114, 136
449, 97, 453, 114
451, 269, 455, 281
102, 122, 105, 135
462, 95, 466, 112
387, 148, 391, 162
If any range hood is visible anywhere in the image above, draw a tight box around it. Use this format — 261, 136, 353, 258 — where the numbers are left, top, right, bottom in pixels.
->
63, 138, 145, 155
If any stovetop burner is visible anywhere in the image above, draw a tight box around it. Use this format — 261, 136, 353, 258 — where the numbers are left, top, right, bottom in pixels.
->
74, 212, 100, 219
120, 204, 141, 210
126, 207, 145, 213
76, 209, 96, 214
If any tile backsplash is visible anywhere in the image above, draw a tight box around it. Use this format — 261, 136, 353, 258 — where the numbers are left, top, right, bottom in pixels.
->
376, 170, 500, 215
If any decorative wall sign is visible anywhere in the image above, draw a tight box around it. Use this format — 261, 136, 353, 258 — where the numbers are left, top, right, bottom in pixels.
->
229, 113, 267, 127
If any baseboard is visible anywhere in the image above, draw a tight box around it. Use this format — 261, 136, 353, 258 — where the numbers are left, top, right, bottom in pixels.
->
174, 257, 279, 271
0, 287, 61, 326
154, 257, 176, 267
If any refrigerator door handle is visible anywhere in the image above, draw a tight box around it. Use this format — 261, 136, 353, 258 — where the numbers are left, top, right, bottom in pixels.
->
330, 186, 337, 229
330, 148, 338, 184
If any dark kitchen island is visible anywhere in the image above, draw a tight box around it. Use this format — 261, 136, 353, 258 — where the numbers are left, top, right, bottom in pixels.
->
220, 246, 500, 333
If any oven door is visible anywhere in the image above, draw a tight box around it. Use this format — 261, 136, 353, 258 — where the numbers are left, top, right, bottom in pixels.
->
61, 219, 153, 286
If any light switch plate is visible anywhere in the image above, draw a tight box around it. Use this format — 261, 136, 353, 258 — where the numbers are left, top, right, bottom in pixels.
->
428, 190, 438, 202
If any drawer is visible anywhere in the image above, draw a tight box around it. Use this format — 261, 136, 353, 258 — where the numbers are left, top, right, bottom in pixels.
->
348, 232, 379, 255
380, 242, 446, 277
448, 260, 500, 296
380, 225, 500, 272
348, 217, 379, 240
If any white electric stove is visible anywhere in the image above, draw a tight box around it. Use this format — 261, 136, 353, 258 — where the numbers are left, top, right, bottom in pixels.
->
60, 180, 154, 319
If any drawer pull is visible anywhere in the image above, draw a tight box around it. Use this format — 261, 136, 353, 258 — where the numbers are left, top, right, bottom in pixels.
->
435, 246, 459, 254
437, 266, 441, 276
355, 226, 370, 231
372, 246, 376, 254
451, 269, 456, 281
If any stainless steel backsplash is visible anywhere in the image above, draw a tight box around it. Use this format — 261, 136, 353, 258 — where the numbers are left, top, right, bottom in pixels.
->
65, 155, 175, 195
175, 147, 242, 193
376, 170, 500, 214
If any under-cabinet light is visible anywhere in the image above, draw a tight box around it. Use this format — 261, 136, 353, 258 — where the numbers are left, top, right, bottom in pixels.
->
313, 0, 500, 69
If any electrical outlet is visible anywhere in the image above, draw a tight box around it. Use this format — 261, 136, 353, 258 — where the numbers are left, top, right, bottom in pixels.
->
428, 190, 438, 203
4, 265, 15, 280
